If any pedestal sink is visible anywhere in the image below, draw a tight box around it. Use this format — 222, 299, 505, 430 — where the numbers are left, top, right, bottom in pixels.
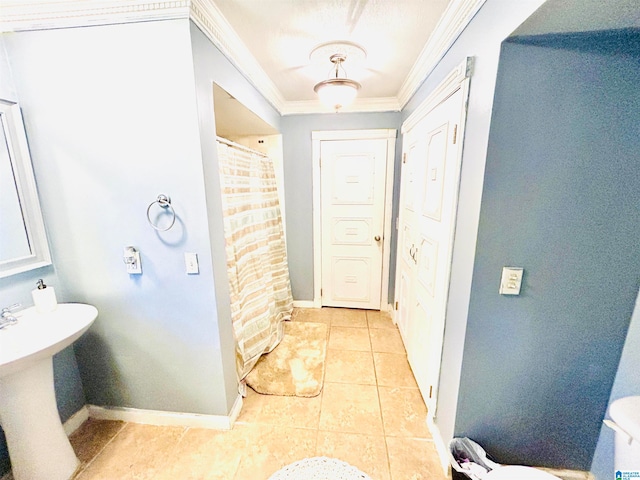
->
0, 303, 98, 480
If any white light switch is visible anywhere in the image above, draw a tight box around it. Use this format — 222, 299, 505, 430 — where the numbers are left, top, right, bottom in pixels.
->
185, 253, 199, 274
499, 267, 523, 295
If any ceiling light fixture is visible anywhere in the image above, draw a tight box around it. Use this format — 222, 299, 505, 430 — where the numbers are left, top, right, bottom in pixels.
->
313, 52, 361, 111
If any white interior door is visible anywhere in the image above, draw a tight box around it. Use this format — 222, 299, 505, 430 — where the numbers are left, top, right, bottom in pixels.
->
320, 138, 389, 309
396, 84, 467, 415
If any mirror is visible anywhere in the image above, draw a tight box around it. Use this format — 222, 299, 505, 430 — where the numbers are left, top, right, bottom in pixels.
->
0, 99, 51, 278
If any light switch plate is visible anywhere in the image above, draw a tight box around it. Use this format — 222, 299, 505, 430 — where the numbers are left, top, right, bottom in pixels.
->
499, 267, 523, 295
185, 253, 199, 274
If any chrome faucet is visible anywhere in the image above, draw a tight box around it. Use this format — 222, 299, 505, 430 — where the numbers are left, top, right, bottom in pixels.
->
0, 303, 21, 329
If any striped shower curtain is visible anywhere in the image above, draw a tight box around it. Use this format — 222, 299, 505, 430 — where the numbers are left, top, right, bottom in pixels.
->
216, 138, 293, 382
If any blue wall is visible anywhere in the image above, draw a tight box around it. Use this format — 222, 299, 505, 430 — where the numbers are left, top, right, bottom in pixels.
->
591, 293, 640, 479
455, 37, 640, 469
0, 39, 86, 476
280, 112, 402, 302
190, 21, 283, 408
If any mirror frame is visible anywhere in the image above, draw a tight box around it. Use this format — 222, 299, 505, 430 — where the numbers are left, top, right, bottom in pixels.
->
0, 99, 51, 278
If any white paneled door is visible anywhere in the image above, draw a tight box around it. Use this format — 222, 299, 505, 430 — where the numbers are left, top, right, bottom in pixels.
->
319, 137, 390, 310
396, 60, 470, 416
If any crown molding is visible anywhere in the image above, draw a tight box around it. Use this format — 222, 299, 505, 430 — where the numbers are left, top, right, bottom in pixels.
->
189, 0, 286, 112
0, 0, 484, 115
402, 56, 473, 134
397, 0, 487, 108
281, 96, 401, 116
0, 1, 190, 32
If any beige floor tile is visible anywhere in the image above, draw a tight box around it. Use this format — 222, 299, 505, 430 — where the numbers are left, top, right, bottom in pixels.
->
378, 387, 431, 438
325, 349, 376, 385
69, 418, 125, 466
386, 437, 448, 480
316, 431, 391, 480
370, 328, 406, 354
236, 388, 263, 424
319, 382, 383, 435
328, 326, 371, 351
156, 427, 246, 480
232, 424, 317, 480
292, 308, 331, 325
374, 352, 419, 388
237, 388, 322, 429
75, 423, 185, 480
330, 308, 368, 328
367, 310, 396, 329
244, 389, 323, 429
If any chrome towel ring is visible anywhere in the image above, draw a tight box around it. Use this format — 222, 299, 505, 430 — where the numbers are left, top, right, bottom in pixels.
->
146, 194, 176, 231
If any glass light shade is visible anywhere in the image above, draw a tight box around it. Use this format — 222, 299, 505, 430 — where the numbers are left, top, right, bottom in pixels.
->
314, 78, 360, 111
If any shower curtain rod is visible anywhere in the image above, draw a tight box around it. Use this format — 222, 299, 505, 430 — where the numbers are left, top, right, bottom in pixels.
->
216, 136, 269, 158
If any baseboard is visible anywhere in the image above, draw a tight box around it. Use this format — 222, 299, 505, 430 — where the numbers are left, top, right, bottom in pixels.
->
292, 300, 318, 308
88, 394, 243, 431
228, 393, 243, 427
426, 414, 452, 475
63, 405, 90, 436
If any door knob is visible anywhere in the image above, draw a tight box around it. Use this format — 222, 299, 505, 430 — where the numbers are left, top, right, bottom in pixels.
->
374, 235, 381, 241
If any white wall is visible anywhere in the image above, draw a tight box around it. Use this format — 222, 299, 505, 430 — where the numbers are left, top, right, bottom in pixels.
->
4, 19, 234, 415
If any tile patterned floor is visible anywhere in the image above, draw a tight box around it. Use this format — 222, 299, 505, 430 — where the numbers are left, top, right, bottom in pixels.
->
66, 308, 448, 479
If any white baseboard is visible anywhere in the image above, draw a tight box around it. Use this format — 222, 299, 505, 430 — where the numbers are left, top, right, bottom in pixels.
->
292, 300, 317, 308
228, 394, 243, 427
426, 414, 452, 475
88, 394, 243, 431
63, 405, 90, 436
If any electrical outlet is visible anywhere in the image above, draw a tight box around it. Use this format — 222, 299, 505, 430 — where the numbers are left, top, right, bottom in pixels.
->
124, 246, 142, 275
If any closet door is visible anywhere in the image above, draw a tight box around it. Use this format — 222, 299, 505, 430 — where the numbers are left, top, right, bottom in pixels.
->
396, 86, 467, 415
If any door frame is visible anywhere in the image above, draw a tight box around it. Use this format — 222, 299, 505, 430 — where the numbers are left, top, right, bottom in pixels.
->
312, 129, 397, 310
394, 56, 472, 469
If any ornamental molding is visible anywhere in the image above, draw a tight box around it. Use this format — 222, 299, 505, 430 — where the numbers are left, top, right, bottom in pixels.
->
0, 0, 485, 115
397, 0, 487, 108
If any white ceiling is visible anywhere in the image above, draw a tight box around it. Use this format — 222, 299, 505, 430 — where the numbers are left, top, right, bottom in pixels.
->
213, 0, 452, 103
0, 0, 487, 114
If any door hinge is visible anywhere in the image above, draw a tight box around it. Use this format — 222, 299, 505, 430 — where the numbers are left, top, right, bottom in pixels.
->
320, 288, 323, 297
395, 301, 399, 310
402, 152, 407, 164
429, 385, 433, 398
453, 124, 458, 144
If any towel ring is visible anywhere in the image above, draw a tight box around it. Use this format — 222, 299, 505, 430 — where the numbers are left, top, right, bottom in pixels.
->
146, 194, 176, 231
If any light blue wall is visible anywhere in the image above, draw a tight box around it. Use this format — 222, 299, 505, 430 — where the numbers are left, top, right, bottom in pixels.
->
0, 37, 85, 477
280, 112, 402, 302
189, 21, 283, 408
3, 19, 235, 416
400, 0, 547, 451
455, 37, 640, 469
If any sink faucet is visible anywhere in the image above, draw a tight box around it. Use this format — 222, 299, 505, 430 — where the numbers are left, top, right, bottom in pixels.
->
0, 303, 21, 329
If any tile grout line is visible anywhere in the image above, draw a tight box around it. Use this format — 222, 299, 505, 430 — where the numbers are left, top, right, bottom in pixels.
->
74, 420, 128, 478
367, 310, 394, 479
